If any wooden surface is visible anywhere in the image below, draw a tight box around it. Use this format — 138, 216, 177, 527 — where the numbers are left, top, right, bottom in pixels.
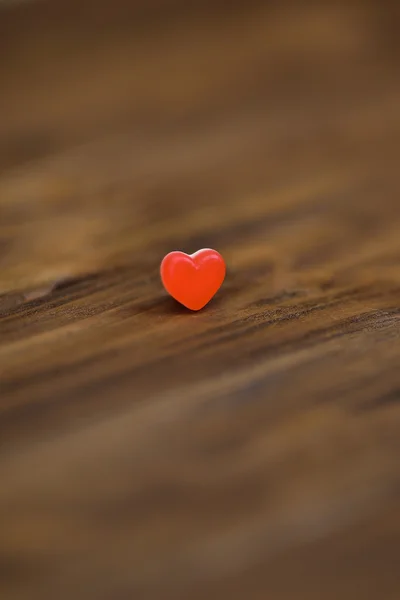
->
1, 1, 400, 599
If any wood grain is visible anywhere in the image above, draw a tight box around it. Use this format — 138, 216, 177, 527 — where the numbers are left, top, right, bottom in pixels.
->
0, 1, 400, 599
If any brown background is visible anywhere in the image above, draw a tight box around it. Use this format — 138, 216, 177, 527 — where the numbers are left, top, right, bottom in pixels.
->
0, 1, 400, 599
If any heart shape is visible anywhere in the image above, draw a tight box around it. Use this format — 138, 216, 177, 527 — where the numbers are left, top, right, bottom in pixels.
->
160, 249, 226, 311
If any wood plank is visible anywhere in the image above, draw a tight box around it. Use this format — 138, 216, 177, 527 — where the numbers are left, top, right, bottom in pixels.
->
0, 1, 399, 598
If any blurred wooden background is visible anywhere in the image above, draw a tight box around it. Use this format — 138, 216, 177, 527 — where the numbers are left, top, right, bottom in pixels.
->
0, 1, 400, 599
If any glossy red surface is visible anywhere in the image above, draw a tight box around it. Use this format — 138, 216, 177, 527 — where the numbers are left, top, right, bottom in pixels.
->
160, 249, 226, 311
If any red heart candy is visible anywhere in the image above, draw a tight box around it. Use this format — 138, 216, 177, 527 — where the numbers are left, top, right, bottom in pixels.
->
160, 248, 226, 311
